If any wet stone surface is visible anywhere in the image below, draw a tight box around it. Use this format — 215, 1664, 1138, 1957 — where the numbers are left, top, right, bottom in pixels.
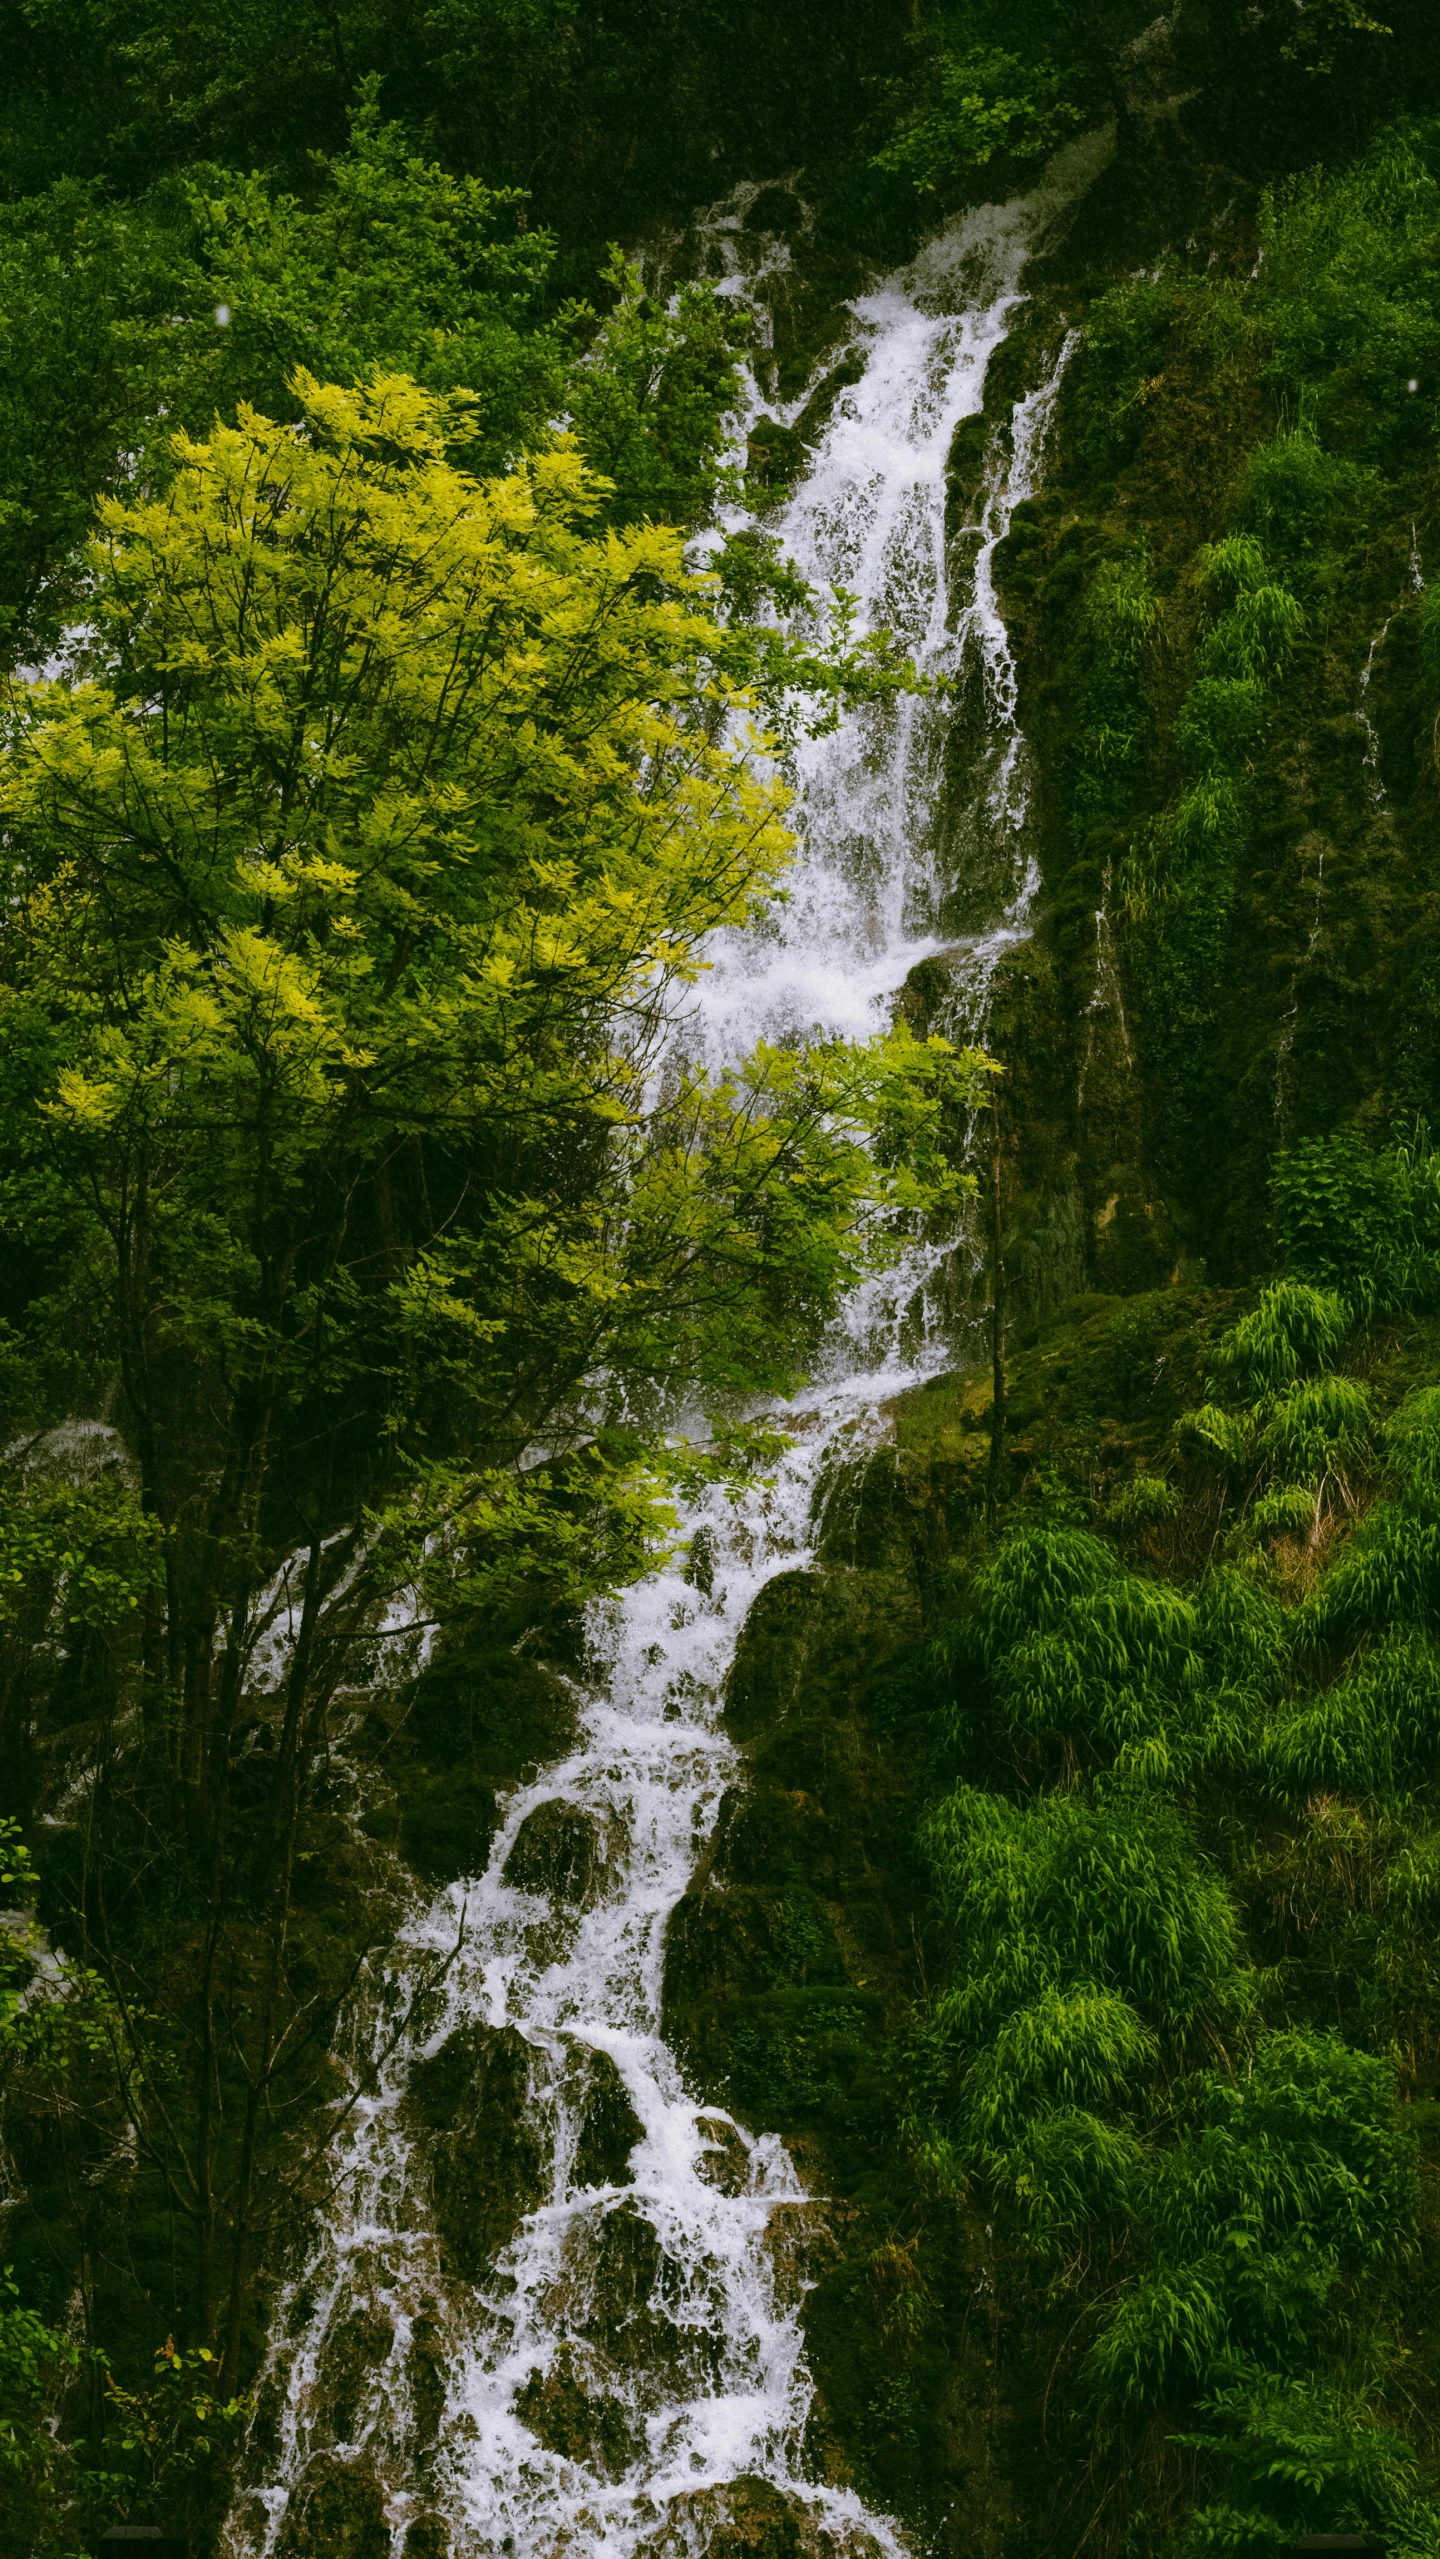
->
763, 2199, 837, 2313
274, 2449, 391, 2559
404, 2306, 449, 2458
516, 2341, 643, 2479
695, 2112, 752, 2196
568, 2041, 644, 2190
641, 2474, 875, 2557
567, 2198, 724, 2394
313, 2300, 394, 2446
503, 1798, 618, 1907
405, 2020, 547, 2284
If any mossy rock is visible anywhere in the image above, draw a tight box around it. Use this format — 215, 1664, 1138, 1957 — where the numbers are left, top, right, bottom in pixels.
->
312, 2299, 393, 2444
695, 2112, 752, 2195
274, 2451, 390, 2559
515, 2342, 641, 2479
405, 2021, 546, 2283
724, 1567, 920, 1744
642, 2475, 863, 2556
363, 1636, 580, 1886
673, 1986, 886, 2136
764, 2198, 836, 2313
571, 2198, 722, 2390
503, 1797, 616, 1907
665, 1883, 847, 2006
744, 184, 805, 236
405, 2307, 449, 2457
790, 347, 867, 449
400, 2522, 448, 2559
746, 414, 808, 490
568, 2043, 644, 2190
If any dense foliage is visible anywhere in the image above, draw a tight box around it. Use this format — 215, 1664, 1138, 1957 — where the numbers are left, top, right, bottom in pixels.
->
908, 1264, 1440, 2550
5, 0, 1440, 2551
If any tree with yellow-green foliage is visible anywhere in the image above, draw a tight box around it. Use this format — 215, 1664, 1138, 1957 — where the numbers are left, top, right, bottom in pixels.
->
0, 368, 989, 2385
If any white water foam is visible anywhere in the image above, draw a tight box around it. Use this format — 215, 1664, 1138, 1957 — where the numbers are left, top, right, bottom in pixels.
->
226, 135, 1106, 2559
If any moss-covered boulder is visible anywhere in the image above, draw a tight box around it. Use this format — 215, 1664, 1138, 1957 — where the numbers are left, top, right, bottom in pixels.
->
400, 2521, 448, 2559
405, 2021, 547, 2283
663, 1535, 928, 2173
312, 2299, 393, 2444
665, 1880, 847, 2006
502, 1797, 616, 1906
695, 2112, 751, 2195
360, 1635, 580, 1886
569, 2198, 722, 2392
642, 2475, 876, 2556
404, 2306, 449, 2459
568, 2042, 644, 2190
274, 2451, 391, 2559
515, 2342, 641, 2478
724, 1566, 918, 1744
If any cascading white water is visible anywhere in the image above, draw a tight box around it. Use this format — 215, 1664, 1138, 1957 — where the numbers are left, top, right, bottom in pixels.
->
225, 134, 1107, 2559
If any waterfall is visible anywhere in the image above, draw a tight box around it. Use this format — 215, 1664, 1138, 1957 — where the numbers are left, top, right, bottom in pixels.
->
1354, 614, 1393, 806
224, 136, 1106, 2559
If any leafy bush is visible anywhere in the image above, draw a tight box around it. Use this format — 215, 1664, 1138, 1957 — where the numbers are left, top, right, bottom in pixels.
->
965, 1525, 1200, 1769
871, 37, 1082, 196
1240, 426, 1376, 550
1274, 1131, 1440, 1313
1179, 2377, 1422, 2557
1265, 1634, 1440, 1801
1308, 1393, 1440, 1639
1091, 2029, 1415, 2405
925, 1784, 1245, 2043
1210, 1282, 1352, 1394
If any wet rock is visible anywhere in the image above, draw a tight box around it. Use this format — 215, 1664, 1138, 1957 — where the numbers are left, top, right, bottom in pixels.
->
400, 2520, 448, 2559
405, 2021, 547, 2283
577, 2196, 662, 2341
405, 2307, 449, 2457
763, 2199, 837, 2312
569, 2044, 644, 2190
643, 2476, 817, 2556
364, 1636, 580, 1887
724, 1566, 920, 1742
516, 2341, 642, 2479
686, 1522, 716, 1595
746, 414, 807, 490
665, 1884, 846, 2007
695, 2113, 752, 2196
241, 2365, 286, 2470
650, 2476, 889, 2556
274, 2451, 390, 2559
313, 2300, 394, 2443
744, 184, 805, 237
503, 1798, 615, 1907
569, 2198, 721, 2391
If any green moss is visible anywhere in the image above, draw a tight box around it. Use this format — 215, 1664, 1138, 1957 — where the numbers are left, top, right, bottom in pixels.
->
573, 2199, 723, 2393
404, 2021, 547, 2284
404, 2310, 449, 2461
274, 2453, 390, 2559
515, 2343, 641, 2479
570, 2044, 644, 2190
502, 1798, 616, 1906
312, 2303, 393, 2446
641, 2475, 813, 2556
361, 1634, 579, 1885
